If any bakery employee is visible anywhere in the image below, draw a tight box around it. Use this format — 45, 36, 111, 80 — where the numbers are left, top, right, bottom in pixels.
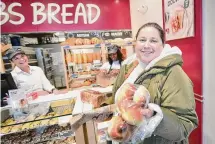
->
100, 45, 123, 74
5, 48, 58, 95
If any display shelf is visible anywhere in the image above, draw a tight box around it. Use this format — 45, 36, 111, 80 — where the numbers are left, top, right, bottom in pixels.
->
5, 68, 12, 73
3, 63, 11, 65
61, 44, 107, 89
1, 98, 76, 128
35, 48, 55, 87
0, 97, 78, 144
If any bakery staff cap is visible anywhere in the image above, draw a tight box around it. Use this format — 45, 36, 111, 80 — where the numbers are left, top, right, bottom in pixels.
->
107, 45, 120, 54
5, 48, 25, 60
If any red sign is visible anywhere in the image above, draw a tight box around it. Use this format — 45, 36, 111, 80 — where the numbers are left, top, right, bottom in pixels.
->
1, 0, 131, 33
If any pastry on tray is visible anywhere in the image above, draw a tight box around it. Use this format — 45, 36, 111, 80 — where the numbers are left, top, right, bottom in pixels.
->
29, 121, 41, 129
22, 123, 31, 130
40, 119, 50, 127
64, 136, 76, 143
45, 112, 55, 118
1, 122, 6, 126
0, 126, 12, 134
53, 113, 60, 117
62, 109, 72, 115
47, 141, 55, 144
10, 124, 23, 133
51, 99, 72, 107
32, 135, 41, 143
4, 118, 16, 125
49, 118, 58, 125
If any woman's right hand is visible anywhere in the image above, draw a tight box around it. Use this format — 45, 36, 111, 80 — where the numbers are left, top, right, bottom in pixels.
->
141, 108, 155, 119
110, 69, 120, 76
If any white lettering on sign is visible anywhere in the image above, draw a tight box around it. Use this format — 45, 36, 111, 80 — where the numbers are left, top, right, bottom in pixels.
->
75, 3, 87, 24
48, 3, 61, 24
31, 2, 46, 25
0, 2, 25, 25
8, 3, 25, 25
0, 2, 9, 25
87, 4, 100, 24
61, 4, 74, 24
111, 32, 123, 37
0, 2, 101, 26
76, 34, 90, 37
104, 33, 110, 36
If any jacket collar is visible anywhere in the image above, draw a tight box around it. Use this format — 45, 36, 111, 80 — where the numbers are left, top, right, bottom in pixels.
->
144, 54, 183, 75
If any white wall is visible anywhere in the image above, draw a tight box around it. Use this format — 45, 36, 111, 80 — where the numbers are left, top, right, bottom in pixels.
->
129, 0, 163, 38
202, 0, 215, 143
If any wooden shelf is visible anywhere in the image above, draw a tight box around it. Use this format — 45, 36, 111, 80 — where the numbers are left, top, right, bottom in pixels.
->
4, 63, 12, 65
29, 60, 38, 64
71, 75, 96, 80
62, 45, 99, 50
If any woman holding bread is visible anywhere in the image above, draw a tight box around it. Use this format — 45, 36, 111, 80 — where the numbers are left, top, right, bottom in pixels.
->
112, 22, 198, 144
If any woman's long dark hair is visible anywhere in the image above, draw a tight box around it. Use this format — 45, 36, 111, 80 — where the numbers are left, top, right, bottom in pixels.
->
107, 45, 123, 72
108, 47, 123, 65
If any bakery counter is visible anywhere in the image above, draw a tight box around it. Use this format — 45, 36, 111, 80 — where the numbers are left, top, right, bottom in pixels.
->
0, 86, 114, 144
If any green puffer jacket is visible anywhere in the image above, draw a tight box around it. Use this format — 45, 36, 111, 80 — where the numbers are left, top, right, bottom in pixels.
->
112, 54, 198, 144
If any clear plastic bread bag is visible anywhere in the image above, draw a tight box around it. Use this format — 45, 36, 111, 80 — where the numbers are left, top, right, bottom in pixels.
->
107, 83, 163, 143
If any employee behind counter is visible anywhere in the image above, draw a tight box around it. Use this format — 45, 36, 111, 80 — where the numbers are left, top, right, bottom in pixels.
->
96, 45, 124, 88
5, 48, 59, 96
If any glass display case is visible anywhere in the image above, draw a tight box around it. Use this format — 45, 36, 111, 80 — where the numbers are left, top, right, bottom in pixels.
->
0, 98, 76, 144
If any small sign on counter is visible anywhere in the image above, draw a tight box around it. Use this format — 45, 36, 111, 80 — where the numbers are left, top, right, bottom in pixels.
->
58, 115, 73, 125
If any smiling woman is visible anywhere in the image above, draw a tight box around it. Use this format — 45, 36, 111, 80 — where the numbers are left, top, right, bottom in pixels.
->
5, 48, 58, 96
112, 22, 198, 144
135, 23, 165, 64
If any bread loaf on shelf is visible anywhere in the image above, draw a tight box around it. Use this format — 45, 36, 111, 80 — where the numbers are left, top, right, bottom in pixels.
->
80, 90, 106, 108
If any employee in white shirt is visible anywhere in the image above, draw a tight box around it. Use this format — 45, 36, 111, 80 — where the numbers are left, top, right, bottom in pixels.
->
100, 44, 123, 74
6, 48, 58, 95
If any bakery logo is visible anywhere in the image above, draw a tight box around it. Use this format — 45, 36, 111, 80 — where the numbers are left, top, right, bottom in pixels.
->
0, 2, 101, 25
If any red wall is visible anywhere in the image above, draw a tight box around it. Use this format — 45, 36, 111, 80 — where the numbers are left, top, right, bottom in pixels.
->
162, 0, 203, 144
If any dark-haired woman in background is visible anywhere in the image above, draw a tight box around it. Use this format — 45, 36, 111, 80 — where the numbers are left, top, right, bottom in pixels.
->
100, 44, 123, 74
96, 45, 124, 89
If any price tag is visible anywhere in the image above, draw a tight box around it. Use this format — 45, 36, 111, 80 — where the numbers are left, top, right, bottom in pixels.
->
58, 115, 73, 125
97, 121, 109, 130
57, 130, 75, 139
